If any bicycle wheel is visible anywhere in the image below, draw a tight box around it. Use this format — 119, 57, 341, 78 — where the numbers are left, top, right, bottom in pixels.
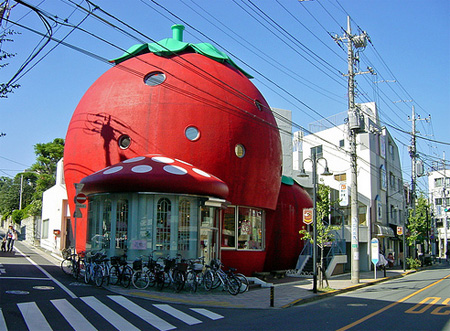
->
203, 270, 214, 291
236, 273, 249, 293
185, 270, 197, 293
132, 270, 150, 289
121, 266, 132, 288
226, 274, 241, 296
211, 271, 221, 290
156, 271, 166, 291
109, 265, 120, 285
61, 259, 72, 275
173, 270, 185, 293
147, 269, 156, 288
94, 265, 103, 287
84, 263, 91, 284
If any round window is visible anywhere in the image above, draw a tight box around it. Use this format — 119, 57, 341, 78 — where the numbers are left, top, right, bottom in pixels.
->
144, 71, 166, 86
185, 126, 200, 141
235, 144, 246, 158
118, 135, 131, 149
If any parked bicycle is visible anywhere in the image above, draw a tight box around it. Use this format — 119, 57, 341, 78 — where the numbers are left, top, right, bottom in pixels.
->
84, 251, 108, 287
60, 248, 85, 281
184, 256, 213, 293
206, 259, 241, 295
156, 255, 187, 292
131, 256, 155, 289
109, 254, 132, 288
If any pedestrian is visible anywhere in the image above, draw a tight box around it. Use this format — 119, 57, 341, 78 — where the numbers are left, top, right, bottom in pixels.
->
1, 236, 6, 251
6, 225, 17, 252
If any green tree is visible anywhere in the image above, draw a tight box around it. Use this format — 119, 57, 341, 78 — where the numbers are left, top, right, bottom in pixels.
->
299, 182, 341, 289
407, 194, 430, 255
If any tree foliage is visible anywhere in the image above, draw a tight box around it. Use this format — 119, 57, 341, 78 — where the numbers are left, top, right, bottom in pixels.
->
0, 138, 64, 222
407, 194, 430, 247
299, 182, 341, 288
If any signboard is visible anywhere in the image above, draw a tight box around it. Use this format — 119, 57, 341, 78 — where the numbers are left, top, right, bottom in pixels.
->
75, 193, 87, 204
371, 238, 379, 265
303, 208, 313, 225
339, 183, 348, 206
397, 226, 403, 236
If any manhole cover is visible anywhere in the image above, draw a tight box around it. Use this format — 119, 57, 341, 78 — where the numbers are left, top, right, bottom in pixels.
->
6, 290, 29, 295
33, 286, 55, 290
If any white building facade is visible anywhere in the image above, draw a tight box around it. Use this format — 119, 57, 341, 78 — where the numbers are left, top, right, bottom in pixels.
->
428, 165, 450, 258
294, 103, 405, 271
40, 159, 71, 253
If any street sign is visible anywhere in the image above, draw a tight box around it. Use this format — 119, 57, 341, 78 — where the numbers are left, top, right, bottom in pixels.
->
303, 208, 313, 225
75, 193, 87, 204
339, 183, 348, 206
73, 208, 83, 218
371, 238, 379, 265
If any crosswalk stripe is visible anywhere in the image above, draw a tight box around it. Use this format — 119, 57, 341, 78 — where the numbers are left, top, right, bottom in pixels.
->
17, 302, 52, 331
81, 296, 140, 331
0, 308, 7, 331
108, 295, 176, 331
154, 304, 202, 325
190, 308, 224, 320
51, 299, 96, 331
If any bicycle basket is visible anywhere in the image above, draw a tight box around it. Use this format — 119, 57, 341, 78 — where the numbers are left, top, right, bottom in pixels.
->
110, 256, 120, 265
176, 262, 189, 273
193, 263, 203, 271
61, 248, 71, 260
164, 258, 176, 270
119, 256, 128, 266
133, 259, 142, 270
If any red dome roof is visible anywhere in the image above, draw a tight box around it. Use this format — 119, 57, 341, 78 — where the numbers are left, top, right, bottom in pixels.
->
80, 154, 229, 199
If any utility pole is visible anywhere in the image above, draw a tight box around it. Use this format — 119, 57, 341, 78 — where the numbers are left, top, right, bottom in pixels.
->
442, 153, 447, 258
334, 16, 372, 284
408, 106, 430, 257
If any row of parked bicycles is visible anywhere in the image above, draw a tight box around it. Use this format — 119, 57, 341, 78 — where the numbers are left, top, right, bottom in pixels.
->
60, 248, 249, 295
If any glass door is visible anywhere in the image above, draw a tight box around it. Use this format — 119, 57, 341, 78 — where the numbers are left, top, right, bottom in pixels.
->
200, 206, 219, 263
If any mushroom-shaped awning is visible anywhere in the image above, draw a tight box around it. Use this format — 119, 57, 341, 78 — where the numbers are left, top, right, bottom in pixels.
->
80, 155, 229, 199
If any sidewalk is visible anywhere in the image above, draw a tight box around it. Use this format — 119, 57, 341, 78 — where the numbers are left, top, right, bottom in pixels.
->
12, 239, 417, 309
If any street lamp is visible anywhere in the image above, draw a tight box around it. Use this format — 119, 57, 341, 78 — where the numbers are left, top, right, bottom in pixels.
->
298, 152, 333, 293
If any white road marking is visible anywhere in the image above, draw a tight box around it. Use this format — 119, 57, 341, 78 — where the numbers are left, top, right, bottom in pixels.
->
154, 304, 202, 325
51, 299, 96, 331
190, 308, 224, 320
17, 302, 52, 331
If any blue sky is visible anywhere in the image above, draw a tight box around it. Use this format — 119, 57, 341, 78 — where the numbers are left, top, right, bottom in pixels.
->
1, 0, 449, 195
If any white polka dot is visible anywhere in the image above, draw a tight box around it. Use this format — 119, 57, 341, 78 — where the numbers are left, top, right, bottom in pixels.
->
152, 156, 175, 164
176, 159, 193, 166
131, 165, 152, 173
103, 166, 123, 175
163, 165, 188, 175
192, 168, 211, 178
123, 156, 146, 163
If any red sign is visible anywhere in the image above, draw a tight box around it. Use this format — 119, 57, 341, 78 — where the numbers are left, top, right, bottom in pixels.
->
75, 193, 87, 204
303, 208, 313, 225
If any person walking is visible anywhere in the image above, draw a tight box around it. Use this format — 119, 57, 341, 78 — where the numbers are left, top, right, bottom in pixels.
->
6, 225, 17, 252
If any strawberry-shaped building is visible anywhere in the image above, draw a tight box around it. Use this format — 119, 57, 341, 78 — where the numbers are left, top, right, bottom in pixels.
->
64, 25, 312, 275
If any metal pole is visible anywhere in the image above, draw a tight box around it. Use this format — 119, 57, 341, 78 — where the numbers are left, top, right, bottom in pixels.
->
312, 153, 318, 293
346, 16, 360, 284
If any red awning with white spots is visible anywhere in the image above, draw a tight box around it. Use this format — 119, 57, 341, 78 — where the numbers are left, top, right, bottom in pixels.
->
80, 155, 229, 199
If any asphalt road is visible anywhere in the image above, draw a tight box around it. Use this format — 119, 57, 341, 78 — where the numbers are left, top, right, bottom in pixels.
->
2, 241, 450, 331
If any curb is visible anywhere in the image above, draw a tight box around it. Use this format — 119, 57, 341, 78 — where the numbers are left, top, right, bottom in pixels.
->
282, 269, 417, 308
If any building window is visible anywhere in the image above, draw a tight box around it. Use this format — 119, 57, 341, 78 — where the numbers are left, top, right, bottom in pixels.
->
144, 71, 166, 86
178, 199, 191, 251
118, 135, 131, 149
222, 206, 264, 250
156, 198, 171, 251
102, 200, 112, 249
435, 178, 444, 187
339, 139, 345, 148
435, 198, 443, 206
116, 199, 129, 250
389, 143, 394, 160
235, 144, 246, 158
42, 219, 49, 239
390, 172, 395, 190
380, 165, 387, 190
185, 126, 200, 141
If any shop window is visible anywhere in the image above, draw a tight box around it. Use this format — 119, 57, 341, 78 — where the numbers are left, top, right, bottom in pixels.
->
178, 199, 191, 251
222, 207, 236, 248
102, 200, 112, 249
334, 173, 347, 182
116, 199, 129, 250
42, 219, 49, 239
380, 165, 387, 190
221, 206, 264, 250
156, 198, 171, 251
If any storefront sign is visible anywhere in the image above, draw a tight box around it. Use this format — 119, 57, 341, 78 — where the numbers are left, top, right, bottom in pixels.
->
371, 238, 379, 265
397, 226, 403, 235
339, 183, 348, 206
303, 208, 313, 225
